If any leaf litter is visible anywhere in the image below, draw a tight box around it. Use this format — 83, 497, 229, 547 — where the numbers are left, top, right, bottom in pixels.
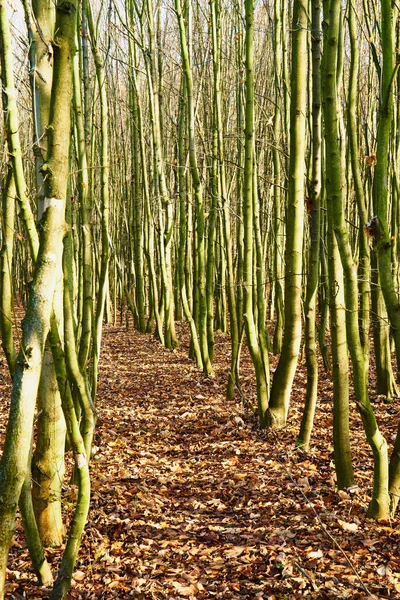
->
1, 319, 400, 599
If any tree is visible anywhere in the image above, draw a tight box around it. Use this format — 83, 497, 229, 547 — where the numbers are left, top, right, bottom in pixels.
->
267, 0, 307, 428
297, 0, 322, 450
0, 0, 93, 596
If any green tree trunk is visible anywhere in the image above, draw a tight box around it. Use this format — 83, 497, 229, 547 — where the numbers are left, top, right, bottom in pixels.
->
125, 8, 164, 341
268, 0, 307, 428
31, 350, 66, 546
297, 0, 322, 450
243, 0, 269, 426
324, 0, 389, 517
272, 0, 284, 356
175, 0, 213, 375
210, 0, 239, 397
127, 8, 146, 333
0, 172, 53, 585
347, 0, 370, 370
0, 0, 76, 592
234, 17, 244, 390
73, 31, 93, 373
177, 80, 203, 368
142, 0, 178, 350
84, 0, 110, 401
371, 0, 400, 374
0, 172, 16, 375
371, 253, 398, 399
24, 0, 67, 544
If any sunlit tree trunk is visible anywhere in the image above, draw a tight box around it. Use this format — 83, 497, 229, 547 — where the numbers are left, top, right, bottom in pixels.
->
371, 253, 398, 399
362, 0, 400, 516
271, 0, 284, 356
177, 79, 203, 368
347, 0, 370, 372
125, 6, 164, 341
210, 0, 239, 396
126, 11, 146, 333
0, 9, 54, 587
0, 0, 77, 592
243, 0, 269, 426
235, 14, 245, 389
83, 0, 110, 401
0, 172, 16, 375
370, 0, 400, 371
175, 0, 213, 375
22, 0, 67, 546
318, 0, 354, 490
324, 0, 389, 516
297, 0, 322, 450
73, 25, 93, 373
142, 0, 178, 349
268, 0, 307, 428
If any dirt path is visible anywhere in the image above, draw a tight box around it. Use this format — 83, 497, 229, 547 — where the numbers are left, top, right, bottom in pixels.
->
5, 323, 400, 599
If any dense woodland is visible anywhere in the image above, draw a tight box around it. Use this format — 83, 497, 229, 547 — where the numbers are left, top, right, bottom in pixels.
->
1, 0, 400, 596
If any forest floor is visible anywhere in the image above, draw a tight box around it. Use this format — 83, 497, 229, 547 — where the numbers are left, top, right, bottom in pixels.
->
2, 319, 400, 599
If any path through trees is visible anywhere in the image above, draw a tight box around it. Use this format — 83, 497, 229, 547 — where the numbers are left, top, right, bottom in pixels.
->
2, 321, 400, 599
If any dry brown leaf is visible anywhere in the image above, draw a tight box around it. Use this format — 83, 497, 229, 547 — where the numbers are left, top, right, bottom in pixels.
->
307, 549, 323, 559
171, 581, 196, 596
225, 546, 245, 558
337, 519, 358, 532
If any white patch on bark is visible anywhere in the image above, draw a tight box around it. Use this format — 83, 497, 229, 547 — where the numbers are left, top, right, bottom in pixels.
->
5, 88, 16, 99
43, 197, 64, 212
75, 453, 87, 468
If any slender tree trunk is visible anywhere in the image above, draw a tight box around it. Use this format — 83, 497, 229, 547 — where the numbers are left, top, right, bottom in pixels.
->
0, 173, 53, 585
31, 350, 66, 546
371, 252, 398, 399
142, 0, 178, 349
268, 0, 307, 428
0, 0, 76, 592
235, 16, 245, 390
324, 0, 389, 516
23, 0, 67, 544
272, 0, 284, 356
243, 0, 269, 426
297, 0, 322, 450
371, 0, 400, 373
177, 80, 203, 368
175, 0, 213, 375
84, 0, 110, 401
347, 0, 370, 371
125, 9, 164, 341
210, 0, 239, 396
73, 32, 93, 372
127, 12, 146, 333
0, 172, 16, 375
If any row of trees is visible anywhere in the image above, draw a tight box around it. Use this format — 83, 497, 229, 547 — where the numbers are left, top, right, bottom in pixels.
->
0, 0, 400, 596
0, 0, 103, 595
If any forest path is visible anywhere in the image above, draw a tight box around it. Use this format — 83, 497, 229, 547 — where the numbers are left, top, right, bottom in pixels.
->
81, 322, 394, 599
5, 321, 399, 599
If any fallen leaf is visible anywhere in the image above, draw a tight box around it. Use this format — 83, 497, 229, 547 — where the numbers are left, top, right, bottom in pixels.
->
225, 546, 245, 558
307, 549, 323, 559
337, 519, 358, 532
